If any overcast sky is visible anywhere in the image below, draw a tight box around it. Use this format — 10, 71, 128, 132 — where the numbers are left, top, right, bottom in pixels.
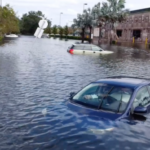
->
2, 0, 150, 26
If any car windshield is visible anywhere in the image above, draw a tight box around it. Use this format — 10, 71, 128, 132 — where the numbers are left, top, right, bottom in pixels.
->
72, 83, 133, 113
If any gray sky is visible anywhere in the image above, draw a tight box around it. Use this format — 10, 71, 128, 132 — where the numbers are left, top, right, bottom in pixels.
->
2, 0, 150, 26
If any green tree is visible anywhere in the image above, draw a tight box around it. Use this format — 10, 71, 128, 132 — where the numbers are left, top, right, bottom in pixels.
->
71, 24, 77, 36
101, 0, 129, 28
72, 0, 129, 44
82, 9, 95, 43
64, 25, 69, 36
73, 9, 95, 43
73, 15, 86, 43
0, 4, 20, 38
93, 0, 129, 44
20, 11, 45, 35
52, 25, 57, 35
59, 26, 64, 38
44, 20, 52, 35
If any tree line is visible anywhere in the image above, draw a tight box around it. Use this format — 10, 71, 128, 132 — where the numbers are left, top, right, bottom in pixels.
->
72, 0, 129, 44
0, 0, 129, 43
0, 5, 72, 40
0, 5, 20, 40
45, 25, 73, 37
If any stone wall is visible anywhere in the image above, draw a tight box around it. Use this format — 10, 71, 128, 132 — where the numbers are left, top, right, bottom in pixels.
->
116, 12, 150, 43
93, 11, 150, 44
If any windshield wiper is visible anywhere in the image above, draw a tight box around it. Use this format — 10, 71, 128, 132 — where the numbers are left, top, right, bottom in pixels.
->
98, 87, 114, 109
117, 93, 123, 113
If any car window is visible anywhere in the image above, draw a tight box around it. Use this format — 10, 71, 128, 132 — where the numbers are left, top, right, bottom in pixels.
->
133, 86, 150, 108
83, 46, 92, 50
101, 87, 133, 112
148, 85, 150, 92
72, 83, 133, 112
70, 45, 74, 49
92, 46, 102, 51
73, 45, 84, 50
73, 83, 113, 109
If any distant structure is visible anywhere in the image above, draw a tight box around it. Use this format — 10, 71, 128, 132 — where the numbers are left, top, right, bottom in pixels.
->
93, 8, 150, 44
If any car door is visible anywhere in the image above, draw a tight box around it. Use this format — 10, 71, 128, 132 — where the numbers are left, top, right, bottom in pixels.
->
92, 46, 103, 54
132, 86, 150, 112
83, 45, 93, 54
119, 86, 150, 144
124, 86, 150, 125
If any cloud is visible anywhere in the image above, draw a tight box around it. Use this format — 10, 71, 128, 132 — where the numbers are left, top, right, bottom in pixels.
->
60, 0, 78, 4
67, 9, 78, 15
3, 0, 150, 26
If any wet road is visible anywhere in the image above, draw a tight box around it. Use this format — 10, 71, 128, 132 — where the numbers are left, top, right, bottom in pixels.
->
0, 36, 150, 150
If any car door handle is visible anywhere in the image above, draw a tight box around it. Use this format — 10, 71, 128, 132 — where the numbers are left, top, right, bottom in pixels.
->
93, 51, 95, 53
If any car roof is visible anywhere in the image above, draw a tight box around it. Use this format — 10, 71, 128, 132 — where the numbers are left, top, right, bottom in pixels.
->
73, 43, 98, 47
94, 76, 150, 89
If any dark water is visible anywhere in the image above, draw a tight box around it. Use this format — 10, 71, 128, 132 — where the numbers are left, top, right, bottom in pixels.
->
0, 36, 150, 150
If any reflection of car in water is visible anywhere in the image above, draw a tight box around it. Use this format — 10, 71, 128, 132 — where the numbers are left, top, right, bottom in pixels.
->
67, 44, 113, 55
66, 76, 150, 131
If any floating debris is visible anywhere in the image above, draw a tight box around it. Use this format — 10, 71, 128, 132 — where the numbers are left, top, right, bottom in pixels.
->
42, 108, 47, 116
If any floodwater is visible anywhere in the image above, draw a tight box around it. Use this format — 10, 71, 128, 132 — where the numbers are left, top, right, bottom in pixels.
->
0, 36, 150, 150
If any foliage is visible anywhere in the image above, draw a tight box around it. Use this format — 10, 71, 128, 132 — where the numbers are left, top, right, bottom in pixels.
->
72, 8, 96, 43
92, 0, 129, 29
58, 27, 64, 37
0, 35, 3, 42
52, 25, 58, 35
0, 5, 20, 36
72, 0, 129, 43
44, 20, 52, 35
64, 25, 69, 36
50, 34, 88, 40
100, 0, 129, 43
68, 27, 73, 35
20, 11, 45, 35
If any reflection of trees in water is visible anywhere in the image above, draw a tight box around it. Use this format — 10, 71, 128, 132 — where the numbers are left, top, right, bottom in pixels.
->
0, 39, 12, 46
101, 44, 150, 60
95, 44, 150, 77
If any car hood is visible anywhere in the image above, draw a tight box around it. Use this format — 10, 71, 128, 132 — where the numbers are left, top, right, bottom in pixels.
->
66, 100, 121, 120
65, 100, 121, 132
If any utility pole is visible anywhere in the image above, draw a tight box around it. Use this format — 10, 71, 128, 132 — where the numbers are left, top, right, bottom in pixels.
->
83, 3, 87, 12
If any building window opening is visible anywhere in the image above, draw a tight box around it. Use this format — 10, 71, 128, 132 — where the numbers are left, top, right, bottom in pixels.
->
133, 30, 141, 39
117, 30, 122, 37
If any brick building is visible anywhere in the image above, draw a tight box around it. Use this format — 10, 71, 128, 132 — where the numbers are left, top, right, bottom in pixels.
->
92, 8, 150, 45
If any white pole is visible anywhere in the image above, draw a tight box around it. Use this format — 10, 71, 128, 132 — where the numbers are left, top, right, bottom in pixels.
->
83, 3, 87, 12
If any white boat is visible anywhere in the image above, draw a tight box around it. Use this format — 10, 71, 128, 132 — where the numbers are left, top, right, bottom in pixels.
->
5, 34, 18, 39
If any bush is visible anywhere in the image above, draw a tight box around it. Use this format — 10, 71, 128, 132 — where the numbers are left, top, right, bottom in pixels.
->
0, 36, 3, 42
49, 35, 88, 41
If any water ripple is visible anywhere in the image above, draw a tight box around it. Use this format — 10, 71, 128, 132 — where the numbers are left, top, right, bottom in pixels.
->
0, 36, 150, 149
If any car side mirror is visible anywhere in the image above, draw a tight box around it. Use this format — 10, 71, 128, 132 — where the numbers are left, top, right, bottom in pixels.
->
134, 106, 148, 115
70, 92, 76, 99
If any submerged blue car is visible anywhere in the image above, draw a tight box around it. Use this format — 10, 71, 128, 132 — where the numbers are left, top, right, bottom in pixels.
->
66, 76, 150, 131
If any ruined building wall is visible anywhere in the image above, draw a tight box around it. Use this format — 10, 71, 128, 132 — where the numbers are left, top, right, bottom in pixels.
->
92, 11, 150, 44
